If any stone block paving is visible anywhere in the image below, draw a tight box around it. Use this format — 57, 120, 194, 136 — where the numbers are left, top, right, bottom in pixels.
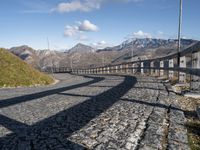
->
0, 74, 189, 150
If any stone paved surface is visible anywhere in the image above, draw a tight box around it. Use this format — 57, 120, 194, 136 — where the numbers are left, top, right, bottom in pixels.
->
0, 73, 189, 150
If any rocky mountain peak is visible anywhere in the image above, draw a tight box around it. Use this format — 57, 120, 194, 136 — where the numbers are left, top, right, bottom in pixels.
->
67, 43, 94, 54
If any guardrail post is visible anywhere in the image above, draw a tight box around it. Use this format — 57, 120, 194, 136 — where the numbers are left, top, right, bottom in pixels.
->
169, 59, 174, 79
141, 62, 144, 75
119, 65, 122, 73
121, 65, 123, 73
150, 61, 155, 75
179, 56, 189, 83
191, 51, 200, 90
160, 60, 164, 76
132, 63, 135, 74
115, 66, 118, 73
107, 67, 110, 74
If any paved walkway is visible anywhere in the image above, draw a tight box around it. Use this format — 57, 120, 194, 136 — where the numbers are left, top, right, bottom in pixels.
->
0, 74, 189, 150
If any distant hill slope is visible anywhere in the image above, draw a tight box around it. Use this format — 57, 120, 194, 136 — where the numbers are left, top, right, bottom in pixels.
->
9, 38, 197, 69
0, 48, 54, 87
66, 43, 94, 54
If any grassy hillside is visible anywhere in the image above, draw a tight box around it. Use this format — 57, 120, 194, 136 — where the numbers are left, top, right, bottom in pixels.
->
0, 48, 54, 87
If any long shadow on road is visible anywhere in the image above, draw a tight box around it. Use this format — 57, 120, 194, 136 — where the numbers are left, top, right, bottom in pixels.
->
0, 75, 104, 109
0, 75, 137, 149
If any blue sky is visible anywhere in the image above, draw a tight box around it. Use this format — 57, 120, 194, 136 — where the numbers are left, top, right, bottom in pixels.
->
0, 0, 200, 50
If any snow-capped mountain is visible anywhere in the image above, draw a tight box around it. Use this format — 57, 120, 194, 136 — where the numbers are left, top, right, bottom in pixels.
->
8, 38, 197, 69
106, 38, 195, 52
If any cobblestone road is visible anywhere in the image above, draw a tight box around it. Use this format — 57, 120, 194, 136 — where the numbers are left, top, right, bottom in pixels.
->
0, 74, 189, 150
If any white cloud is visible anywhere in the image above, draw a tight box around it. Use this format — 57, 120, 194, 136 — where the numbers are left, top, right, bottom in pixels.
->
78, 20, 99, 32
64, 25, 79, 37
53, 0, 101, 13
53, 0, 143, 13
64, 20, 99, 37
133, 30, 152, 38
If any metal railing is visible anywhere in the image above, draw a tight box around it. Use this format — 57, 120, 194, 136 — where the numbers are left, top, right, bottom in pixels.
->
48, 42, 200, 90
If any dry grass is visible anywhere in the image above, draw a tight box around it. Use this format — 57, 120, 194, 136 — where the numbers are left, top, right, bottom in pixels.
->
0, 48, 54, 87
171, 95, 200, 150
169, 76, 179, 85
186, 120, 200, 150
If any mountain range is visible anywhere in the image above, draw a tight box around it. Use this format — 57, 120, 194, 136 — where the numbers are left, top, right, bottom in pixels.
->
6, 38, 197, 70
